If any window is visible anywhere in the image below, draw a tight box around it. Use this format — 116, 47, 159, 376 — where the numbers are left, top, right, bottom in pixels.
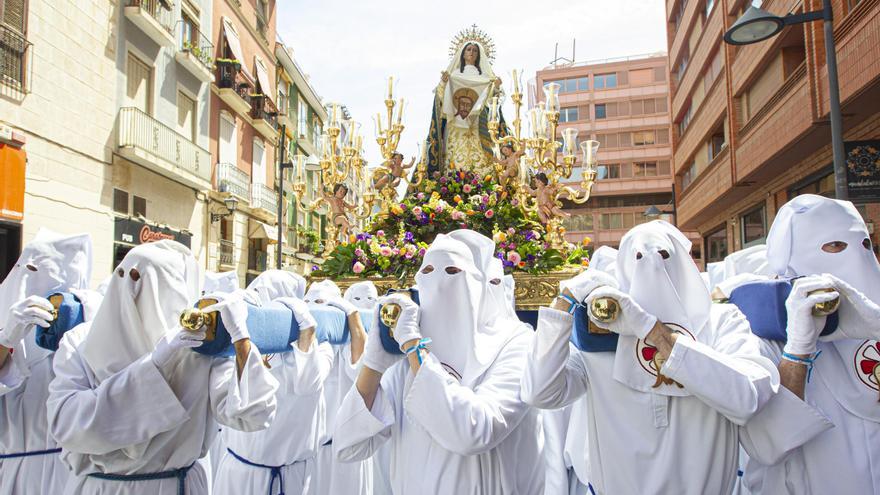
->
181, 12, 197, 47
550, 77, 588, 94
597, 163, 620, 179
633, 162, 659, 177
678, 104, 693, 136
705, 0, 715, 16
219, 112, 237, 165
593, 73, 617, 89
705, 226, 728, 262
595, 104, 606, 119
297, 96, 308, 138
133, 196, 147, 217
599, 213, 624, 230
312, 118, 322, 146
126, 52, 152, 114
252, 139, 266, 185
629, 68, 653, 86
708, 129, 726, 161
596, 133, 619, 149
703, 50, 724, 93
1, 0, 28, 90
255, 0, 268, 38
177, 90, 196, 141
675, 50, 690, 81
278, 84, 288, 116
740, 205, 767, 247
113, 189, 129, 214
633, 131, 655, 146
791, 171, 835, 198
681, 161, 698, 190
559, 107, 579, 123
563, 213, 593, 232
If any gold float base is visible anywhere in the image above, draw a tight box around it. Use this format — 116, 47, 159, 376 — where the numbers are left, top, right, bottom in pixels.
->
310, 266, 581, 311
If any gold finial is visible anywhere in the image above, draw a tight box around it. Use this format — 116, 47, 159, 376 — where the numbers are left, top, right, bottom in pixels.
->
809, 288, 840, 316
380, 303, 403, 338
449, 24, 496, 63
590, 297, 620, 324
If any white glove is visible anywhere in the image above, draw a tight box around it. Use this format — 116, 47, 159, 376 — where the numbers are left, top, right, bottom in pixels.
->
584, 286, 657, 339
275, 297, 318, 330
559, 270, 619, 305
202, 292, 250, 343
379, 293, 421, 351
326, 296, 358, 316
151, 326, 207, 373
0, 296, 54, 348
783, 275, 838, 355
823, 274, 880, 341
361, 311, 404, 373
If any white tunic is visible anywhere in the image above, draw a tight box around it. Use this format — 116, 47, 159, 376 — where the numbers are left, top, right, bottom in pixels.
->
741, 338, 878, 494
314, 344, 372, 495
333, 330, 544, 494
214, 341, 334, 495
47, 324, 278, 494
522, 306, 777, 495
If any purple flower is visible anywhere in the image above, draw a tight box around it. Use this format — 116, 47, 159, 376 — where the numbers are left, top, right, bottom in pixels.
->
404, 231, 414, 242
354, 248, 365, 257
472, 179, 479, 185
527, 254, 536, 261
417, 192, 425, 200
524, 230, 536, 241
418, 247, 427, 256
440, 177, 448, 184
440, 186, 448, 194
311, 265, 319, 271
511, 198, 520, 206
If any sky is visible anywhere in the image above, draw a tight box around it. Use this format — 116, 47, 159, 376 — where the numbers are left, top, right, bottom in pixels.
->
276, 0, 668, 170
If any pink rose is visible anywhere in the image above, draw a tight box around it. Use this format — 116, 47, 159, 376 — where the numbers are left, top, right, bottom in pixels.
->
485, 209, 495, 218
352, 261, 365, 274
380, 246, 392, 257
354, 248, 364, 257
463, 184, 472, 193
417, 192, 426, 200
377, 230, 385, 237
412, 206, 423, 215
451, 210, 465, 220
404, 250, 414, 259
392, 248, 400, 255
507, 251, 522, 265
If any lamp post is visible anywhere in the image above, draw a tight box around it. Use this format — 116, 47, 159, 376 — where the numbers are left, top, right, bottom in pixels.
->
644, 184, 677, 226
211, 195, 238, 223
723, 1, 847, 199
277, 124, 294, 269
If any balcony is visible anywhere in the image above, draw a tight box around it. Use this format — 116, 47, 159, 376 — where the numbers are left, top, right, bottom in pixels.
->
277, 94, 295, 132
250, 95, 279, 140
250, 183, 277, 214
216, 162, 250, 201
117, 107, 211, 190
124, 0, 175, 48
175, 22, 214, 83
216, 61, 253, 117
219, 239, 235, 268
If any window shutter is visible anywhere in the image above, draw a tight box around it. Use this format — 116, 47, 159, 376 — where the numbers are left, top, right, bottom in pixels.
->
656, 128, 670, 144
644, 98, 655, 114
606, 133, 619, 148
630, 100, 643, 116
578, 104, 590, 120
617, 71, 628, 85
618, 132, 631, 147
617, 101, 629, 116
653, 66, 667, 82
659, 160, 671, 175
606, 102, 617, 118
656, 97, 668, 112
2, 0, 26, 33
620, 162, 632, 177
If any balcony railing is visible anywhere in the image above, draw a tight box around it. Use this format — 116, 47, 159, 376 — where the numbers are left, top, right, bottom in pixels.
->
117, 106, 211, 186
177, 21, 214, 73
0, 25, 31, 92
219, 239, 234, 267
127, 0, 175, 36
250, 95, 278, 135
250, 183, 277, 213
216, 162, 250, 200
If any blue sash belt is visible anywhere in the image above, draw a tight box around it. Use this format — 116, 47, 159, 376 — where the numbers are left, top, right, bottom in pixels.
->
227, 448, 287, 495
88, 462, 195, 495
0, 447, 62, 459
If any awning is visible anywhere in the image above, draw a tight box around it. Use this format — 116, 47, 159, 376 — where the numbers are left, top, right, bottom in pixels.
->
0, 144, 25, 221
254, 56, 274, 103
248, 219, 283, 244
221, 17, 254, 81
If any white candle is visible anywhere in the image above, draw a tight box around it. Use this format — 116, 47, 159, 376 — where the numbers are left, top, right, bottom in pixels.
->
387, 77, 393, 99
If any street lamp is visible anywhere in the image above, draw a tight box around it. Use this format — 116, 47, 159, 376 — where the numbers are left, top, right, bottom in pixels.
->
644, 184, 677, 226
211, 195, 238, 223
724, 1, 847, 199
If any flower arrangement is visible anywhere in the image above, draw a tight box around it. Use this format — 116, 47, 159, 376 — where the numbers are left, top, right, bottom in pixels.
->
318, 168, 588, 279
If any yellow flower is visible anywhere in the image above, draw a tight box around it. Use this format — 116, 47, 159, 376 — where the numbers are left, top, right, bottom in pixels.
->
390, 204, 403, 215
349, 234, 357, 243
493, 231, 507, 243
582, 236, 592, 246
454, 195, 462, 204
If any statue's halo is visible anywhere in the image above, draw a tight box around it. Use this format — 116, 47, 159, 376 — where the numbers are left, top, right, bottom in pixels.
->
449, 24, 496, 63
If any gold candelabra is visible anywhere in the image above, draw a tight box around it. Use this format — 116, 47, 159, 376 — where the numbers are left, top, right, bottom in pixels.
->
487, 73, 599, 249
371, 77, 410, 216
291, 104, 374, 257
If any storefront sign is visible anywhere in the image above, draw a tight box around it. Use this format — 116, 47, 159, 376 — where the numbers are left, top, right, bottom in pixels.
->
114, 217, 191, 248
846, 141, 880, 202
0, 144, 26, 221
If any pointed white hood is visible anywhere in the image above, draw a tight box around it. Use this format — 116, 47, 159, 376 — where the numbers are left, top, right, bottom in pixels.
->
344, 281, 378, 310
79, 240, 199, 383
246, 269, 306, 304
203, 270, 240, 296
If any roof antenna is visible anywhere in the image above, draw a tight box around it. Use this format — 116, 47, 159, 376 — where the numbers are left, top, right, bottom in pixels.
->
549, 39, 574, 67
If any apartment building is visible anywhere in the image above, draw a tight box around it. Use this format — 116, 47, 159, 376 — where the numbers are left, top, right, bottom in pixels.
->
208, 0, 280, 286
665, 0, 880, 263
535, 53, 703, 264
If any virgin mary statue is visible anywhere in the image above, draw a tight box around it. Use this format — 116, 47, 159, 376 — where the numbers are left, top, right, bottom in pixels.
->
426, 26, 508, 177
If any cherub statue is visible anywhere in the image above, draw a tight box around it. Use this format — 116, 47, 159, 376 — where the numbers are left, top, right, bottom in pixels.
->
374, 152, 415, 190
494, 143, 524, 189
525, 172, 570, 225
323, 184, 357, 238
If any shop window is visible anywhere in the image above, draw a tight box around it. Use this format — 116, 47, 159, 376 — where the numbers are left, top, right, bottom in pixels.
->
113, 188, 129, 214
705, 226, 728, 262
740, 205, 767, 247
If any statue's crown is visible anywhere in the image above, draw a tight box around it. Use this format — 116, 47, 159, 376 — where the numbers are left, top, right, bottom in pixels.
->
449, 24, 496, 63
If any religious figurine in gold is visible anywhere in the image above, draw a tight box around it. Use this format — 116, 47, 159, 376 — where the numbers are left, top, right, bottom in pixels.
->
374, 152, 415, 190
526, 173, 570, 225
494, 143, 524, 189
